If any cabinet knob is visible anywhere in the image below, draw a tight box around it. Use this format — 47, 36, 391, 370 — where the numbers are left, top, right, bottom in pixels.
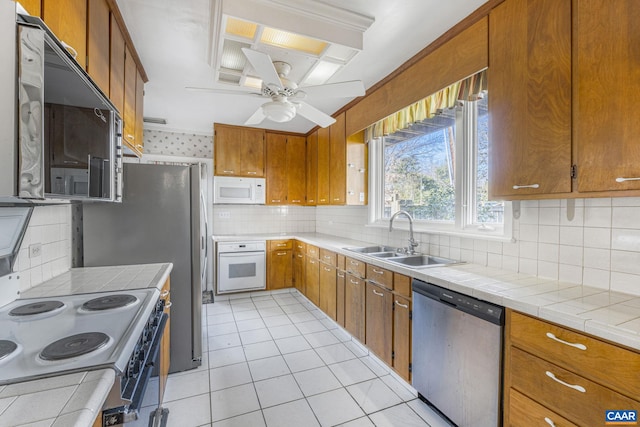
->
512, 184, 539, 189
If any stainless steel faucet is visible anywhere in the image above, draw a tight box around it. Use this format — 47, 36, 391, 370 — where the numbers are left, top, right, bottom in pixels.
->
389, 210, 419, 255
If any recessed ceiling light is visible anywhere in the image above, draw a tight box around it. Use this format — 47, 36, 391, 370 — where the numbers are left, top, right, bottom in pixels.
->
304, 61, 342, 86
225, 17, 257, 40
260, 27, 327, 56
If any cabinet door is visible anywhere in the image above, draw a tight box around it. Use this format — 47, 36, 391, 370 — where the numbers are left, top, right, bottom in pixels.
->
287, 135, 306, 205
306, 131, 318, 205
345, 273, 365, 342
488, 0, 571, 198
293, 251, 305, 293
266, 133, 287, 204
508, 389, 578, 427
393, 295, 411, 382
159, 278, 171, 404
87, 0, 110, 94
109, 15, 125, 114
134, 70, 144, 155
575, 0, 640, 193
267, 249, 292, 290
317, 127, 330, 204
240, 128, 265, 177
319, 263, 337, 320
43, 0, 87, 68
346, 130, 367, 205
329, 112, 346, 204
365, 282, 392, 365
305, 257, 320, 306
214, 125, 242, 175
20, 0, 41, 16
336, 269, 346, 327
123, 46, 137, 150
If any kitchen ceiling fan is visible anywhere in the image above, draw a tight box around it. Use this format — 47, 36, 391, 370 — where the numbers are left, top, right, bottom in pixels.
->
208, 48, 365, 128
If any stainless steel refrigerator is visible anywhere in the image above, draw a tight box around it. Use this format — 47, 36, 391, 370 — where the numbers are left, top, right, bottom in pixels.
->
83, 163, 205, 373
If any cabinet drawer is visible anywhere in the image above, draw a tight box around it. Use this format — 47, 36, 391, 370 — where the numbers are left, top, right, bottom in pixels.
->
510, 311, 640, 398
393, 273, 411, 298
269, 239, 292, 251
306, 245, 319, 258
294, 240, 306, 252
319, 249, 337, 266
345, 257, 365, 278
510, 347, 640, 426
366, 264, 393, 290
508, 388, 578, 427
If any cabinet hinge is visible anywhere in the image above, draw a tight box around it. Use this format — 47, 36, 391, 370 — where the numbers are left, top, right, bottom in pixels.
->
391, 351, 395, 359
409, 310, 412, 320
571, 164, 577, 179
409, 363, 412, 373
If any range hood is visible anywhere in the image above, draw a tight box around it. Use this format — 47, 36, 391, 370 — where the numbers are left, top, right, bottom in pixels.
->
0, 207, 32, 277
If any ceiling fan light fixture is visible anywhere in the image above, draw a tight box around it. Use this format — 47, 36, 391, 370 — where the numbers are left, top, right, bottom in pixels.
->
262, 100, 297, 123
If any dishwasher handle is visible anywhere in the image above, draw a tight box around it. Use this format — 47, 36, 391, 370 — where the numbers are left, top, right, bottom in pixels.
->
412, 278, 504, 326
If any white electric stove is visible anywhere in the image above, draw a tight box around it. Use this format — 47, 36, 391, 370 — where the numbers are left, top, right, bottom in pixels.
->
0, 288, 160, 385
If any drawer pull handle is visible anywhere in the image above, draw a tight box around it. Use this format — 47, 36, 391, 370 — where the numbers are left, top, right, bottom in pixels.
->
324, 255, 332, 259
323, 267, 332, 272
297, 254, 303, 258
161, 290, 169, 297
372, 268, 384, 275
337, 273, 345, 278
350, 279, 359, 285
544, 417, 556, 427
616, 177, 640, 183
165, 301, 172, 308
291, 199, 301, 203
276, 243, 286, 247
309, 260, 316, 264
394, 300, 408, 309
223, 170, 234, 174
372, 289, 384, 297
350, 260, 359, 265
247, 171, 257, 175
512, 183, 540, 189
545, 371, 586, 393
546, 332, 587, 351
277, 252, 287, 256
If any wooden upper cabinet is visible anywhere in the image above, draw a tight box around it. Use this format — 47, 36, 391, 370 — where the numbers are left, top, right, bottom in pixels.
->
346, 130, 367, 205
43, 0, 87, 68
109, 14, 125, 114
87, 0, 110, 94
266, 132, 288, 204
317, 126, 330, 204
574, 0, 640, 193
329, 112, 347, 205
214, 124, 265, 177
123, 46, 137, 151
20, 0, 41, 17
488, 0, 572, 199
134, 70, 144, 154
306, 131, 318, 205
287, 135, 306, 205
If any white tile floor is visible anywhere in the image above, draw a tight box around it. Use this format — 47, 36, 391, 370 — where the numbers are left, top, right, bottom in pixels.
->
137, 289, 452, 427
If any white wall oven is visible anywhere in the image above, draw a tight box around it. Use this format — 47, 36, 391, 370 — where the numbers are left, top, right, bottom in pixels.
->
217, 241, 266, 293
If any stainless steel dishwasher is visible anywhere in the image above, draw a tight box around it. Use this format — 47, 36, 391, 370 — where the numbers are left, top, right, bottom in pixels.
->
412, 279, 504, 427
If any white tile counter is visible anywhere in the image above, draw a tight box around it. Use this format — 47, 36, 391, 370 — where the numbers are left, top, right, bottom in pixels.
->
0, 263, 173, 427
214, 233, 640, 351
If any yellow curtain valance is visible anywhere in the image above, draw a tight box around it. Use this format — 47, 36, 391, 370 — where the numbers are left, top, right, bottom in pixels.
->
365, 70, 487, 141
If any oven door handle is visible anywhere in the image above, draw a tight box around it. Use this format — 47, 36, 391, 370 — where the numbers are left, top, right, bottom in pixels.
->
126, 312, 168, 415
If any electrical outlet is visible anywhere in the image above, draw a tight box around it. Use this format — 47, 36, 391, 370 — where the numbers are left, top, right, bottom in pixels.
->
29, 243, 42, 258
218, 211, 230, 219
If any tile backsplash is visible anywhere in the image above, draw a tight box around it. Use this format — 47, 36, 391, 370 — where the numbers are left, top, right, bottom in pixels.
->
316, 199, 640, 296
15, 205, 71, 292
212, 205, 315, 235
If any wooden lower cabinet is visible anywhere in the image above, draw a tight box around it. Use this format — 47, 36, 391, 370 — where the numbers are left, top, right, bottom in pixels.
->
159, 278, 171, 404
267, 240, 292, 290
305, 256, 320, 306
344, 273, 365, 342
365, 282, 393, 366
508, 388, 578, 427
392, 294, 411, 382
293, 251, 305, 294
319, 262, 337, 320
336, 269, 346, 327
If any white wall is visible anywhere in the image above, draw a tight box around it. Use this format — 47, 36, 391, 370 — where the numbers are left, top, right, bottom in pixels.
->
316, 198, 640, 296
212, 205, 316, 235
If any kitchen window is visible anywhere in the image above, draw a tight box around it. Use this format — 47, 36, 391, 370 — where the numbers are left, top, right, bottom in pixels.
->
368, 81, 510, 238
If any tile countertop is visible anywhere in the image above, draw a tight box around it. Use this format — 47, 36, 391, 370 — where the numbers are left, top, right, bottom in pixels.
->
213, 233, 640, 352
0, 262, 173, 427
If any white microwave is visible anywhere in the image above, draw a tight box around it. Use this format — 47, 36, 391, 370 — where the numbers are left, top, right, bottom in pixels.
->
213, 177, 265, 204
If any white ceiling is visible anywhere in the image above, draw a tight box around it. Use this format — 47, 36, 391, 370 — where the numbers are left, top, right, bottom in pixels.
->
116, 0, 488, 135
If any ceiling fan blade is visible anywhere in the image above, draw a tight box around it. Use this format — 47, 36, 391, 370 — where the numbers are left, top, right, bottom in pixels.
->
244, 106, 266, 125
184, 87, 264, 97
296, 101, 336, 128
297, 80, 365, 99
241, 48, 282, 89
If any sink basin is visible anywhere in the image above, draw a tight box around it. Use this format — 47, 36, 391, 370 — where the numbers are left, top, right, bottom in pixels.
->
388, 254, 459, 268
368, 251, 403, 258
344, 245, 399, 254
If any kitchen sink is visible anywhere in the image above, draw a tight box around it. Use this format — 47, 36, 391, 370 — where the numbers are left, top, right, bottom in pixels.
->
388, 254, 459, 268
368, 251, 403, 258
344, 245, 399, 254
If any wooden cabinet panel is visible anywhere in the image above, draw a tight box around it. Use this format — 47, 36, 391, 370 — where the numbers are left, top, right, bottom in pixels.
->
267, 247, 292, 290
134, 70, 144, 154
293, 251, 305, 294
393, 295, 411, 382
266, 132, 287, 204
123, 46, 136, 149
159, 278, 171, 404
43, 0, 87, 68
365, 282, 393, 365
317, 127, 330, 204
319, 263, 337, 320
509, 389, 578, 427
345, 257, 365, 278
305, 257, 320, 306
306, 245, 319, 259
345, 273, 365, 342
87, 0, 110, 94
488, 0, 572, 199
366, 264, 393, 290
510, 347, 640, 426
287, 135, 306, 205
336, 268, 346, 327
306, 131, 318, 205
240, 128, 265, 176
214, 125, 265, 177
20, 0, 42, 16
109, 14, 125, 114
510, 311, 640, 399
329, 112, 346, 205
393, 273, 411, 298
319, 249, 336, 267
574, 0, 640, 193
346, 130, 367, 205
270, 240, 293, 251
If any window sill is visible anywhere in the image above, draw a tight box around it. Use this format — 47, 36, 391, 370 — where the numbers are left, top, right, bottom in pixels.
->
366, 220, 514, 242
